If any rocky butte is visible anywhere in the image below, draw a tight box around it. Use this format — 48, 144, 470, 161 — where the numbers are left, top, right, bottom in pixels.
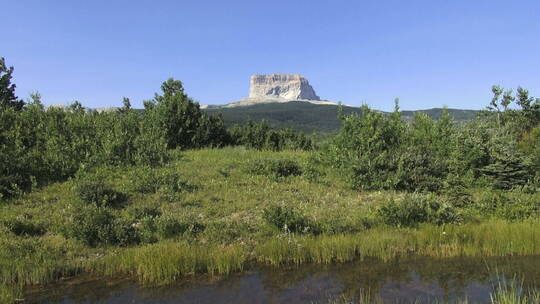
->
225, 73, 336, 107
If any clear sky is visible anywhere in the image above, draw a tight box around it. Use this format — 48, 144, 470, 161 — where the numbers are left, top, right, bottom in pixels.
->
2, 0, 539, 111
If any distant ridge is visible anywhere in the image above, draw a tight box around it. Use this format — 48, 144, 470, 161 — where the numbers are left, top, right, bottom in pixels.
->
204, 100, 480, 133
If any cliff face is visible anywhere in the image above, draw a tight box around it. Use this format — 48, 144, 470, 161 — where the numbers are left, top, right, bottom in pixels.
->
248, 74, 320, 101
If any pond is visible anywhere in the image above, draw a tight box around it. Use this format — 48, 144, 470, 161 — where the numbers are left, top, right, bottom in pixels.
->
24, 256, 540, 303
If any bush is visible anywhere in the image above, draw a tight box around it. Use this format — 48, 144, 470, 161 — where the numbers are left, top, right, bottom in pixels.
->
128, 206, 162, 220
75, 175, 126, 208
62, 206, 138, 247
228, 120, 314, 151
2, 217, 46, 237
128, 167, 193, 194
135, 215, 202, 243
473, 191, 540, 221
262, 205, 319, 234
377, 194, 460, 227
248, 158, 302, 179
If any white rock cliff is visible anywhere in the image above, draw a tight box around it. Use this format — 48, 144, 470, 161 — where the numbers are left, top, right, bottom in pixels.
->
248, 74, 320, 101
226, 74, 335, 107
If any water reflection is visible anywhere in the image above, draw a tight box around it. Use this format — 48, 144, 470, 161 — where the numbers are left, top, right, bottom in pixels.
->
25, 256, 540, 303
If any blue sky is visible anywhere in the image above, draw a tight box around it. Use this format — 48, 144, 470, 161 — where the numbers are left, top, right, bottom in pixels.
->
2, 0, 539, 111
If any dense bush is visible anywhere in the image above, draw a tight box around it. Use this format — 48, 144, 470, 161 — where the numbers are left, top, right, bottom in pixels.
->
248, 158, 303, 179
377, 194, 460, 227
144, 78, 230, 149
75, 176, 126, 208
136, 215, 203, 243
128, 167, 193, 194
62, 206, 138, 247
2, 217, 46, 237
228, 120, 314, 151
0, 67, 228, 198
262, 205, 319, 234
324, 87, 540, 193
473, 191, 540, 221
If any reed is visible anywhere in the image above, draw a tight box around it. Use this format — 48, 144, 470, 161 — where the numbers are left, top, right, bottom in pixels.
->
0, 284, 22, 304
256, 220, 540, 266
89, 241, 246, 285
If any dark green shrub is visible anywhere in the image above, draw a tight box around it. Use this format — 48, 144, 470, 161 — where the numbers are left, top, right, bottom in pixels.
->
75, 176, 126, 208
129, 167, 193, 194
248, 158, 302, 179
202, 220, 251, 244
474, 191, 540, 221
262, 205, 318, 234
62, 206, 138, 247
155, 216, 190, 239
2, 218, 46, 237
134, 215, 201, 243
441, 174, 473, 208
377, 194, 460, 227
128, 206, 162, 220
228, 120, 314, 151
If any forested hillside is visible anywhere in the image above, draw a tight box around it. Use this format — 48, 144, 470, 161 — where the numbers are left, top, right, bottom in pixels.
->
204, 101, 479, 133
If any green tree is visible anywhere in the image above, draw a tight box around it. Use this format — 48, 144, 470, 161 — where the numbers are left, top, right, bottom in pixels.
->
0, 57, 24, 110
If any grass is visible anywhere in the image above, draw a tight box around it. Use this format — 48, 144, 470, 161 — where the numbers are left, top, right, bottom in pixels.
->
89, 241, 246, 285
0, 284, 22, 304
255, 220, 540, 266
323, 279, 540, 303
1, 147, 540, 301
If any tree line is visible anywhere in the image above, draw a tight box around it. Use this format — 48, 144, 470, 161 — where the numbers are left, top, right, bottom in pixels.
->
0, 57, 314, 198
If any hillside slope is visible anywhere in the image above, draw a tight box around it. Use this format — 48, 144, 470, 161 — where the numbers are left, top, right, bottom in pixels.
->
204, 101, 480, 133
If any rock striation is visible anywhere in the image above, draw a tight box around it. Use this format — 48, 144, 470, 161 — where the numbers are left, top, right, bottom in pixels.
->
225, 74, 335, 107
248, 74, 320, 101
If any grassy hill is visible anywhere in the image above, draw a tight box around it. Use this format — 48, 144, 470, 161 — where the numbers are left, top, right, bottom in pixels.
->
204, 101, 480, 133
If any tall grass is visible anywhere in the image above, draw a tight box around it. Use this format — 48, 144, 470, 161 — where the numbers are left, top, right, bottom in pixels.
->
0, 237, 80, 286
490, 278, 540, 304
323, 280, 540, 304
0, 284, 22, 304
256, 220, 540, 266
89, 241, 246, 285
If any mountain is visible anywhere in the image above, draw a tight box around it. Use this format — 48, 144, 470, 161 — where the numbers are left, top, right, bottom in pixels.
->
204, 101, 480, 133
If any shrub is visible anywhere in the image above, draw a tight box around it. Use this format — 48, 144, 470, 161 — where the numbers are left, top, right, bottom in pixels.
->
129, 167, 193, 194
75, 175, 126, 208
248, 158, 302, 179
474, 191, 540, 221
128, 206, 162, 220
2, 217, 46, 237
134, 214, 202, 243
262, 205, 319, 234
155, 216, 190, 239
377, 194, 460, 227
62, 206, 138, 247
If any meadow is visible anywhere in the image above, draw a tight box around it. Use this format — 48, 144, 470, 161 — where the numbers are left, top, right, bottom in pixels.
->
1, 147, 540, 302
1, 58, 540, 302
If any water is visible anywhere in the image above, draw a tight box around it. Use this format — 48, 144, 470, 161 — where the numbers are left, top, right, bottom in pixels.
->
24, 256, 540, 303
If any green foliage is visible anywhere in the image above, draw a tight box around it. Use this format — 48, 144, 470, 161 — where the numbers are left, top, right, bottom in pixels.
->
262, 205, 318, 234
205, 100, 479, 133
128, 166, 193, 194
325, 105, 406, 190
474, 191, 540, 221
61, 206, 138, 247
377, 194, 460, 227
145, 78, 229, 149
248, 158, 303, 179
136, 215, 195, 244
75, 175, 126, 208
519, 126, 540, 175
229, 120, 314, 151
0, 57, 24, 111
2, 217, 46, 237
